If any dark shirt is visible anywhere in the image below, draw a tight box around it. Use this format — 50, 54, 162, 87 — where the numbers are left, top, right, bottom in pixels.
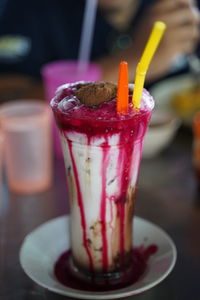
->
0, 0, 199, 79
0, 0, 152, 78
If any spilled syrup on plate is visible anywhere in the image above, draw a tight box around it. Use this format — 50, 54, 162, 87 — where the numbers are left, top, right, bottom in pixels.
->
54, 245, 158, 292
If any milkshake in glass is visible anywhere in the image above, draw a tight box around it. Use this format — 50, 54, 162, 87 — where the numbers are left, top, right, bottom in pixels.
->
51, 82, 154, 285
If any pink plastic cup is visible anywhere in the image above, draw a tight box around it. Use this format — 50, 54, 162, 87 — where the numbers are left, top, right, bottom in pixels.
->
0, 100, 53, 194
41, 60, 102, 156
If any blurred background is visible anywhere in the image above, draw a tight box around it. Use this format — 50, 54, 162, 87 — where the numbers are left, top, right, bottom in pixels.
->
0, 0, 199, 97
1, 1, 200, 300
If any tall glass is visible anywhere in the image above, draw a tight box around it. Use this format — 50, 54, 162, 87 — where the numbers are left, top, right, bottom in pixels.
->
51, 82, 154, 284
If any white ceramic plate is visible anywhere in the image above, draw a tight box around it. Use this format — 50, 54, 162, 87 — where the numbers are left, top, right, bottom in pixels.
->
20, 216, 177, 299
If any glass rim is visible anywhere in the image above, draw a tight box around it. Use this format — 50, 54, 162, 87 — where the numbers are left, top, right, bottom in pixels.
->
0, 100, 51, 125
50, 83, 154, 123
41, 60, 101, 77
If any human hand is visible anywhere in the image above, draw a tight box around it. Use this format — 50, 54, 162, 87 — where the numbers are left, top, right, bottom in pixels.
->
133, 0, 200, 80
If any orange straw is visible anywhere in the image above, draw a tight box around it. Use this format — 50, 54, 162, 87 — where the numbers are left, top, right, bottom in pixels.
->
117, 61, 129, 114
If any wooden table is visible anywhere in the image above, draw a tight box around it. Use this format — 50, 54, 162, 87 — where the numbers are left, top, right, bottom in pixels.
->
1, 126, 200, 300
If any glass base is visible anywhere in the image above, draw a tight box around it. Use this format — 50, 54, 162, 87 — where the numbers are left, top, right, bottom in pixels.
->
68, 255, 133, 287
54, 248, 153, 291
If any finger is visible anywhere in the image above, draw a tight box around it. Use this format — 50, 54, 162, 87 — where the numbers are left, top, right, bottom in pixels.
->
151, 0, 181, 14
160, 39, 197, 57
162, 26, 199, 54
166, 24, 200, 41
153, 6, 200, 27
152, 0, 196, 13
178, 0, 196, 6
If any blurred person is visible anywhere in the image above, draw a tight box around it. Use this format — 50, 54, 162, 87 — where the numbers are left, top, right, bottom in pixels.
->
98, 0, 200, 82
0, 0, 199, 83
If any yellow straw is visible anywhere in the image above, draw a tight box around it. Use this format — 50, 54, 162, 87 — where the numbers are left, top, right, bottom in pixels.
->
132, 21, 166, 109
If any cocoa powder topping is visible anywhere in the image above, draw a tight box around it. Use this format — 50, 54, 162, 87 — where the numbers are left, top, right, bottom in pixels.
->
74, 82, 117, 106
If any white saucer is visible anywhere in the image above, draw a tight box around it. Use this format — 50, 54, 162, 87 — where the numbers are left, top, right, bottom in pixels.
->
20, 216, 177, 299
